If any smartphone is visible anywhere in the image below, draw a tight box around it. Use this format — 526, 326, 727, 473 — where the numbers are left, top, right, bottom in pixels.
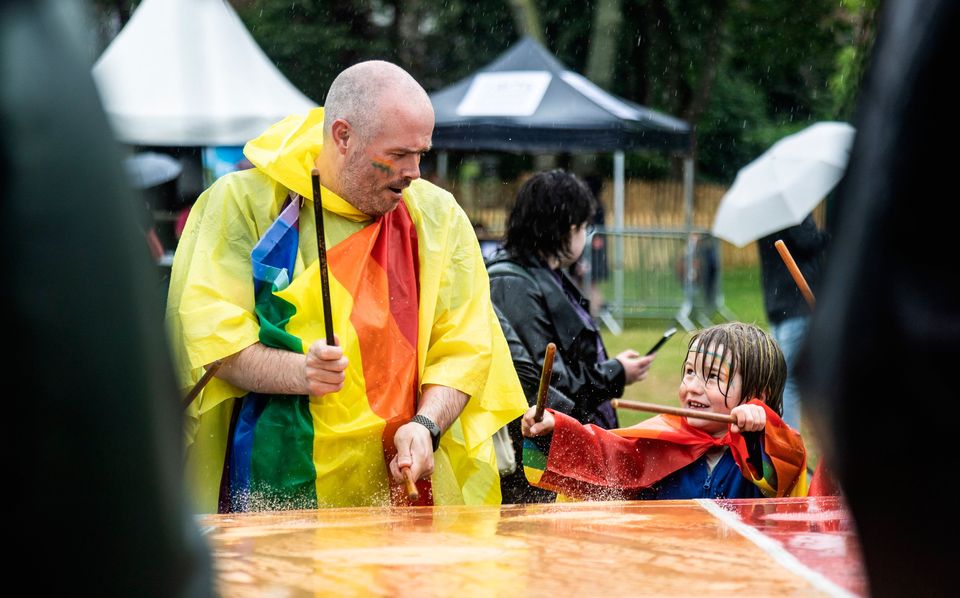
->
645, 327, 678, 356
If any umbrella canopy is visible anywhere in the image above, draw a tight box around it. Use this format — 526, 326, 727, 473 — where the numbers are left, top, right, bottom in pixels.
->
712, 122, 856, 247
124, 152, 182, 189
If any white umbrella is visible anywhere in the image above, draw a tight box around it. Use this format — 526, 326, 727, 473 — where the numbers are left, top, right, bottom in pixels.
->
123, 152, 182, 189
712, 121, 855, 247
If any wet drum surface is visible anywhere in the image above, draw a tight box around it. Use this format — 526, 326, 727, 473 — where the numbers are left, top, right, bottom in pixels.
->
201, 497, 865, 597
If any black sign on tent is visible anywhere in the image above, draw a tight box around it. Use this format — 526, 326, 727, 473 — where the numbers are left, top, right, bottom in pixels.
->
429, 36, 691, 154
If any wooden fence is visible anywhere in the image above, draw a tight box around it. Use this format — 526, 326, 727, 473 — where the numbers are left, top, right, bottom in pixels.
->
447, 177, 826, 270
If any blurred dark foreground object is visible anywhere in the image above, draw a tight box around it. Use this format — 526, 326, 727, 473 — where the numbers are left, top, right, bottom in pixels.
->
797, 1, 959, 596
2, 1, 211, 595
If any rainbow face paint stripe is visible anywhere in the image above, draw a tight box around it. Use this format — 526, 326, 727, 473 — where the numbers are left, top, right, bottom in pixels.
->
371, 158, 394, 174
687, 348, 732, 370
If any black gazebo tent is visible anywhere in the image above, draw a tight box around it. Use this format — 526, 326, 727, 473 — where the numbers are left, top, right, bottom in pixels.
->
430, 36, 690, 153
429, 37, 700, 328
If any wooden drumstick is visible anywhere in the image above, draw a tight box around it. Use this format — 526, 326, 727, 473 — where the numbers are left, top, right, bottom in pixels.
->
401, 466, 419, 502
312, 169, 336, 346
181, 359, 223, 410
533, 343, 557, 423
611, 399, 737, 424
774, 239, 816, 308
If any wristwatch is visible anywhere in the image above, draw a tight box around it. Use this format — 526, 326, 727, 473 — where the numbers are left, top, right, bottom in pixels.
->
411, 414, 442, 452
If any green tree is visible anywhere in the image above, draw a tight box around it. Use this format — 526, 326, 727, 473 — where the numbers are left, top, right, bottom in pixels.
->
236, 1, 391, 104
829, 0, 879, 120
90, 0, 873, 184
684, 0, 855, 180
507, 0, 544, 43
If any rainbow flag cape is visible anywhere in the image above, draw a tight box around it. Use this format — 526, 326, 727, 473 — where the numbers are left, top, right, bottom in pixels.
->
222, 197, 426, 511
524, 400, 807, 499
169, 107, 527, 513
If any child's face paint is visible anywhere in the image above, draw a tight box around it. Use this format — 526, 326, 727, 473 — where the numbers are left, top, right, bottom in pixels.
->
678, 343, 742, 437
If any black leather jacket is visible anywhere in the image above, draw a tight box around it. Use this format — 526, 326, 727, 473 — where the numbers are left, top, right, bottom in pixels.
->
487, 253, 624, 428
494, 305, 566, 503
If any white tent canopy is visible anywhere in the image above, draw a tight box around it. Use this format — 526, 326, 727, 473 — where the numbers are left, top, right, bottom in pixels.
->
93, 0, 315, 146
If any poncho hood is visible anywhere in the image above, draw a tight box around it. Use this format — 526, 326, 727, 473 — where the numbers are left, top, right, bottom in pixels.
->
243, 107, 368, 222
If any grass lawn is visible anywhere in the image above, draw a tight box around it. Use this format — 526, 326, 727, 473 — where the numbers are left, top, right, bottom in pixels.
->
603, 265, 821, 468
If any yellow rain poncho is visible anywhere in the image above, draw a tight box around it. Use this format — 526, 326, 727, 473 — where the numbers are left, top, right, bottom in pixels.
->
167, 108, 526, 512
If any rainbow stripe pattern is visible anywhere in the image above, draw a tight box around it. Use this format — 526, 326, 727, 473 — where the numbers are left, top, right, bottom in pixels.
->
524, 401, 807, 500
223, 199, 429, 511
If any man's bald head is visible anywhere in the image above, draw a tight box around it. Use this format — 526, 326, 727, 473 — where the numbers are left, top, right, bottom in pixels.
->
317, 61, 434, 217
323, 61, 433, 146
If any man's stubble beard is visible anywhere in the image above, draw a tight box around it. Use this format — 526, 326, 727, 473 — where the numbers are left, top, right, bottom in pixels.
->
337, 150, 372, 216
336, 147, 395, 218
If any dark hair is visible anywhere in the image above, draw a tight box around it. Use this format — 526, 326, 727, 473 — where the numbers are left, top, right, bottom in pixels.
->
683, 322, 787, 415
503, 169, 595, 261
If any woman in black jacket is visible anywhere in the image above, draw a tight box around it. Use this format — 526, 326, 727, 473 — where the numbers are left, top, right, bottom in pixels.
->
489, 171, 654, 501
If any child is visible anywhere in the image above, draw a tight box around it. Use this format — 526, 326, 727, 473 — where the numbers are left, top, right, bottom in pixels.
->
521, 322, 808, 500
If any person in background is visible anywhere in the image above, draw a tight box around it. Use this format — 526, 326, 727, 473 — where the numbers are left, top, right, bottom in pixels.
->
488, 169, 654, 432
3, 0, 210, 594
472, 220, 501, 261
757, 214, 827, 430
583, 174, 609, 316
675, 232, 720, 315
494, 305, 574, 503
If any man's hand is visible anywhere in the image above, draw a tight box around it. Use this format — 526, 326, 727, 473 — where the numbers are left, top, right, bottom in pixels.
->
389, 421, 435, 482
616, 350, 655, 384
216, 338, 348, 397
521, 405, 555, 437
303, 336, 348, 397
730, 403, 766, 434
387, 385, 469, 482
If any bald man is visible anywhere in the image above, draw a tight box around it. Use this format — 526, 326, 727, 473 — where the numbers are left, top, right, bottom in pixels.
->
167, 61, 526, 512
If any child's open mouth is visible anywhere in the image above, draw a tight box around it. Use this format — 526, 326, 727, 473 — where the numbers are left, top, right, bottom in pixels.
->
686, 400, 709, 410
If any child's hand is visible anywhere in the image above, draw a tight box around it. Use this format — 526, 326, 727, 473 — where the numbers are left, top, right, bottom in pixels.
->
730, 403, 766, 434
521, 406, 555, 437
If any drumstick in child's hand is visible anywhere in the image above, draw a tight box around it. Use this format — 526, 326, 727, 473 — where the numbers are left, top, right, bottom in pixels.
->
612, 399, 736, 424
533, 343, 557, 423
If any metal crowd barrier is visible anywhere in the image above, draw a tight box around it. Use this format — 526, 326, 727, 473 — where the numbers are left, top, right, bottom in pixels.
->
580, 227, 736, 332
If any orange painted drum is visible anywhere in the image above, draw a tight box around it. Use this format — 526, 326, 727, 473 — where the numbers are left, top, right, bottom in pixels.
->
200, 496, 865, 596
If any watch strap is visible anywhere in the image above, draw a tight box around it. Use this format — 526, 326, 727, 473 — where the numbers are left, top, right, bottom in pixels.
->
410, 414, 441, 452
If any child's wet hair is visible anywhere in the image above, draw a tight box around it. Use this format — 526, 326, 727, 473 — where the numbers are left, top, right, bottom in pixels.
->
683, 322, 786, 415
